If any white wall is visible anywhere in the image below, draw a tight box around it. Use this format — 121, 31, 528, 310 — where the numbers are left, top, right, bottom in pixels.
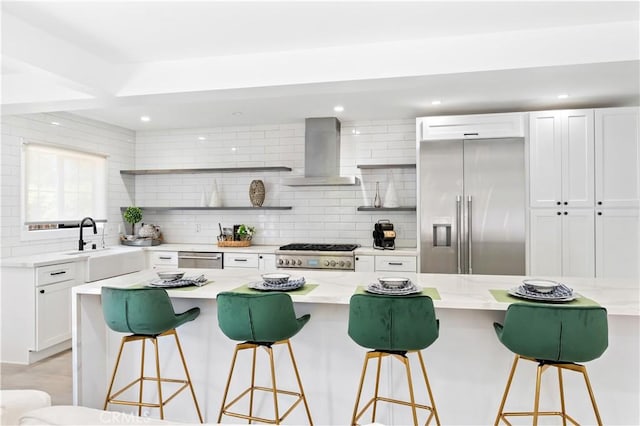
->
0, 112, 135, 257
135, 119, 417, 247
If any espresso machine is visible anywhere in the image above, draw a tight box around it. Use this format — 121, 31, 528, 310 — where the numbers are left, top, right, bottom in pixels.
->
373, 219, 396, 250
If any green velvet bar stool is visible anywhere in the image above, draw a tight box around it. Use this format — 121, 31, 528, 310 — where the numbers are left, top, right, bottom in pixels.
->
348, 293, 441, 426
493, 303, 608, 426
216, 292, 313, 425
101, 287, 203, 423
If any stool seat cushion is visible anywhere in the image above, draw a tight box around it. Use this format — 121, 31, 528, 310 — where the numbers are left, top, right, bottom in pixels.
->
19, 406, 187, 425
493, 304, 608, 363
102, 287, 200, 336
348, 294, 439, 352
0, 389, 51, 426
217, 292, 309, 343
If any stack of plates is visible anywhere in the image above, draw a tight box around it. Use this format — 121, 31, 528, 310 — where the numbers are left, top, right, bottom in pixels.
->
147, 274, 208, 288
248, 276, 306, 291
508, 279, 576, 302
366, 277, 421, 296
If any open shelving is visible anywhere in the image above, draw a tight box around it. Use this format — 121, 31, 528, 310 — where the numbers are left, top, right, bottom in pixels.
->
357, 206, 416, 212
120, 166, 292, 175
356, 163, 416, 169
120, 206, 292, 212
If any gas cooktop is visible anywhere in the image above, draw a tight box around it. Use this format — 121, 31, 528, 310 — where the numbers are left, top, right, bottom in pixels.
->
278, 243, 359, 252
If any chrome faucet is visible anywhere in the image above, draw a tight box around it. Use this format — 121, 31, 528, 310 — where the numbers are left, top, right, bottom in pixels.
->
78, 217, 97, 251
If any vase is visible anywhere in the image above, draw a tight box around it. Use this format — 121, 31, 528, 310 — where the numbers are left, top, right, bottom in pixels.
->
373, 181, 382, 208
209, 179, 222, 207
249, 179, 265, 207
199, 187, 207, 207
384, 172, 399, 208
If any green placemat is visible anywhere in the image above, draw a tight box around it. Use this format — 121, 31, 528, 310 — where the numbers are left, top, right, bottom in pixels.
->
355, 286, 441, 300
128, 280, 214, 291
230, 283, 319, 295
490, 289, 599, 307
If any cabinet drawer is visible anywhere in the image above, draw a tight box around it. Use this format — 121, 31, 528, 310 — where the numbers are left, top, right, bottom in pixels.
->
375, 256, 416, 272
224, 253, 259, 269
419, 113, 525, 141
150, 251, 178, 266
36, 263, 77, 287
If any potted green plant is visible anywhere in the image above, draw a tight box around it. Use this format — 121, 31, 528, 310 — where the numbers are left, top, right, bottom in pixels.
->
236, 224, 255, 241
123, 206, 143, 237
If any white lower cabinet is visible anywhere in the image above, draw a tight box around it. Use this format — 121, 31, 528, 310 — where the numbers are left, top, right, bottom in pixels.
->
147, 251, 178, 269
259, 254, 277, 272
354, 255, 374, 272
375, 255, 417, 273
595, 209, 639, 279
36, 280, 74, 350
529, 209, 595, 277
224, 253, 259, 269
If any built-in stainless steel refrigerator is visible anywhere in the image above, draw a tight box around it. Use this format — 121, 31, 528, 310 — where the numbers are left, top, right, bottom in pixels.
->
419, 137, 525, 275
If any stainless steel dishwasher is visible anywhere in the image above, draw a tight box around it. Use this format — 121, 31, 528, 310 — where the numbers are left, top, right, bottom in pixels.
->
177, 251, 223, 269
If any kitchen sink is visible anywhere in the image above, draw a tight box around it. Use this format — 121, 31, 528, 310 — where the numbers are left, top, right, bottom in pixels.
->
63, 247, 145, 282
64, 247, 112, 255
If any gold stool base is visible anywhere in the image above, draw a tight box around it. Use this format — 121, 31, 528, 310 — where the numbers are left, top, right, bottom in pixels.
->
351, 350, 440, 426
217, 340, 313, 425
495, 355, 603, 426
103, 329, 203, 423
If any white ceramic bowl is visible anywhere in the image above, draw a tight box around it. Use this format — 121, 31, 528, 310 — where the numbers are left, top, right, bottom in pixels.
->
261, 273, 291, 285
378, 277, 410, 289
522, 279, 559, 294
157, 270, 184, 281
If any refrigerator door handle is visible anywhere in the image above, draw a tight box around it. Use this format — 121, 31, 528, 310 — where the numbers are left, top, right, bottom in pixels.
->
456, 195, 462, 274
467, 195, 473, 274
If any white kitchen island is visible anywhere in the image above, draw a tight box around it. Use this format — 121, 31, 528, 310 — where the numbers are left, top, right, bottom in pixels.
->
73, 269, 639, 425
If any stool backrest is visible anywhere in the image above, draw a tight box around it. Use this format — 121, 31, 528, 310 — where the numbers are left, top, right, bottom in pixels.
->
217, 292, 303, 342
101, 287, 179, 335
497, 303, 608, 362
348, 294, 439, 351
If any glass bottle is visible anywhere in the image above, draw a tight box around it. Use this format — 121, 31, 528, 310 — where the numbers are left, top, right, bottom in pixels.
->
373, 181, 382, 208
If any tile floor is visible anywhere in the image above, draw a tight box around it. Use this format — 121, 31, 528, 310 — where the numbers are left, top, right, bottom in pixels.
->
0, 350, 72, 405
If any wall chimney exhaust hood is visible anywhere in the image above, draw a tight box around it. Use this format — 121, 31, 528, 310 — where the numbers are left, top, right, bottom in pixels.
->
283, 117, 360, 186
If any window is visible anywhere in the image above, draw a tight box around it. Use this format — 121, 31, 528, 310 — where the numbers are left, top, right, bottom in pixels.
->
23, 142, 107, 230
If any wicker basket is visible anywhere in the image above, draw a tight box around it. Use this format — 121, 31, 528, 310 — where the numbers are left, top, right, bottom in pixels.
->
217, 240, 251, 247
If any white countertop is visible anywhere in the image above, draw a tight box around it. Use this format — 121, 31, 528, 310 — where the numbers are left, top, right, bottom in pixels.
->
73, 268, 639, 317
145, 243, 281, 254
1, 246, 143, 268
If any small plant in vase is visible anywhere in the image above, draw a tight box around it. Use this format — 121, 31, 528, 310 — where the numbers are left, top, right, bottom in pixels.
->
123, 206, 143, 238
236, 224, 255, 241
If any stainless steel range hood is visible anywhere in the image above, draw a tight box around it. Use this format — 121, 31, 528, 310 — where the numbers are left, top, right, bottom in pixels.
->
283, 117, 360, 186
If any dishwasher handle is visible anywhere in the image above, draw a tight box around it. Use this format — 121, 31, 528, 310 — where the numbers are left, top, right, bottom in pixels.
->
178, 255, 221, 260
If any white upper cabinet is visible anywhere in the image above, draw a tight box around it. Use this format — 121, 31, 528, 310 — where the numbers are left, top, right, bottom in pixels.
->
529, 110, 594, 208
595, 107, 640, 208
418, 112, 525, 141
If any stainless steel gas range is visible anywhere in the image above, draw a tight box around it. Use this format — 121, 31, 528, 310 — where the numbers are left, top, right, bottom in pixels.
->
275, 243, 359, 271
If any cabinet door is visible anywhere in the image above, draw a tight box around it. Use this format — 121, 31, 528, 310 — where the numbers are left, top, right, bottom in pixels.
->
224, 253, 259, 269
354, 255, 374, 272
259, 254, 277, 272
561, 209, 595, 277
562, 110, 594, 208
147, 251, 178, 269
529, 112, 563, 208
595, 107, 640, 208
529, 209, 563, 276
375, 255, 417, 272
36, 280, 74, 350
419, 113, 525, 140
595, 209, 639, 278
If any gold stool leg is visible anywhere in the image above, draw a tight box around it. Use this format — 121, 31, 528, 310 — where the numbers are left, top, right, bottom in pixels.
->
137, 338, 146, 416
557, 366, 567, 426
580, 365, 603, 426
416, 351, 440, 426
351, 352, 371, 425
371, 352, 383, 423
249, 346, 257, 424
172, 330, 203, 423
266, 345, 281, 424
152, 337, 165, 420
286, 340, 313, 425
494, 354, 520, 426
532, 363, 544, 426
104, 336, 127, 410
401, 354, 419, 426
217, 344, 242, 423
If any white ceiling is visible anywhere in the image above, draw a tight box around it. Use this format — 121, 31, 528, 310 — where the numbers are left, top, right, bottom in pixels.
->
2, 1, 639, 131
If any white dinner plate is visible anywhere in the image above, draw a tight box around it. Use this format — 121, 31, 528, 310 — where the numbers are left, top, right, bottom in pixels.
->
508, 286, 577, 302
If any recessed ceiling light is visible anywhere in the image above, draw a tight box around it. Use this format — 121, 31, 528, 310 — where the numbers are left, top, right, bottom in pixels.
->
334, 105, 344, 112
50, 121, 60, 126
232, 112, 243, 116
231, 147, 237, 152
140, 116, 151, 122
431, 100, 442, 105
198, 136, 207, 141
557, 94, 569, 99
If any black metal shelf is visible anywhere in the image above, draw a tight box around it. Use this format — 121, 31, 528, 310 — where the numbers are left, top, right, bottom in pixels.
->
120, 166, 292, 175
120, 206, 292, 212
357, 206, 416, 212
357, 163, 416, 169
